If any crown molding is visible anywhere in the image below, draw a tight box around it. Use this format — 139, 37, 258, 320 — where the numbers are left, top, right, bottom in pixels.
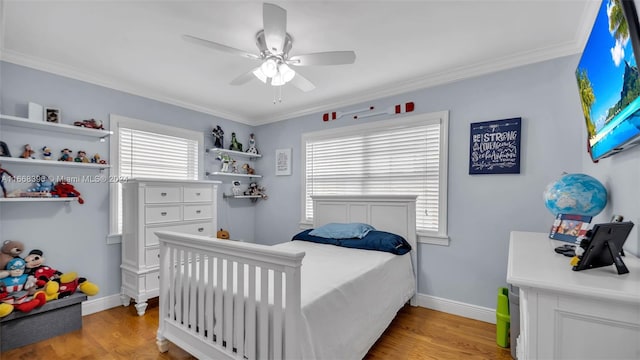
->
0, 49, 255, 126
2, 25, 589, 128
253, 40, 583, 126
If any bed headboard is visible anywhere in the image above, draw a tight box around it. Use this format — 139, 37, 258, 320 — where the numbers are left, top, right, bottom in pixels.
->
312, 195, 418, 303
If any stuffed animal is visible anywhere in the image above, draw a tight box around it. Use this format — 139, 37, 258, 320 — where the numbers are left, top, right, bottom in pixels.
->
51, 181, 84, 204
0, 258, 46, 314
0, 240, 24, 273
23, 249, 98, 300
27, 175, 54, 195
244, 182, 268, 199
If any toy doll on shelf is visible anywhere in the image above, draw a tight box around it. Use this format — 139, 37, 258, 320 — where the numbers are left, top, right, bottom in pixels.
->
58, 148, 73, 162
20, 144, 35, 159
0, 162, 16, 198
246, 133, 259, 155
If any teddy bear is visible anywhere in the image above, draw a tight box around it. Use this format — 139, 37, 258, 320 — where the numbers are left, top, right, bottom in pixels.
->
51, 181, 84, 204
0, 240, 24, 276
23, 249, 99, 300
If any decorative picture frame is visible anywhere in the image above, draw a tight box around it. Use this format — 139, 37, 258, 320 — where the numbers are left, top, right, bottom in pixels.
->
549, 213, 592, 244
469, 117, 521, 175
275, 148, 292, 176
44, 107, 61, 123
28, 102, 44, 122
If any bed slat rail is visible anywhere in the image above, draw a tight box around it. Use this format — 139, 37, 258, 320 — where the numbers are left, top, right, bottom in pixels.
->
156, 231, 304, 360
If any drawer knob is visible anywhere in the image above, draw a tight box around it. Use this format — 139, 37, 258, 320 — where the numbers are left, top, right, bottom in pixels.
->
161, 212, 167, 216
161, 192, 167, 196
196, 210, 201, 214
157, 254, 160, 258
196, 192, 201, 196
198, 227, 204, 232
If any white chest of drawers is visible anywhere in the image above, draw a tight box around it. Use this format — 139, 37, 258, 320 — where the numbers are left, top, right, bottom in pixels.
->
120, 179, 220, 315
507, 231, 640, 360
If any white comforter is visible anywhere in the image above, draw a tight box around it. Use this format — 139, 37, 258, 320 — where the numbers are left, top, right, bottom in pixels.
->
281, 240, 415, 359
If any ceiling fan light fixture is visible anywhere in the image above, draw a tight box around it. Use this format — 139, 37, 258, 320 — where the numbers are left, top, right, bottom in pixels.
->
252, 68, 268, 83
260, 58, 278, 78
279, 63, 295, 83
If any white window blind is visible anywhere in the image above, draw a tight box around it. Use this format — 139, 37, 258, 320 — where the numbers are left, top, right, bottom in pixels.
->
119, 128, 199, 180
303, 115, 444, 234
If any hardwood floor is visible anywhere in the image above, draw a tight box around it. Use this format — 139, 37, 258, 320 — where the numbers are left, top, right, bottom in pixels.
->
2, 299, 512, 360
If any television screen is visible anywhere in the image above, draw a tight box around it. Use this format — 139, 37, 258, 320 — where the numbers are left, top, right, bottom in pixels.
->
576, 0, 640, 161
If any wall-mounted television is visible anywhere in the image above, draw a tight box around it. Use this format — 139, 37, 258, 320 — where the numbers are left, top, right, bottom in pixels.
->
576, 0, 640, 161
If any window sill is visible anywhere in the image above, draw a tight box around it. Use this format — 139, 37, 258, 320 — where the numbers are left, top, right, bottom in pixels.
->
417, 233, 449, 246
107, 233, 122, 245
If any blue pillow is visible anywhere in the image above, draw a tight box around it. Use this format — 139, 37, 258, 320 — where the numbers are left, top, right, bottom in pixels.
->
292, 229, 411, 255
308, 222, 375, 239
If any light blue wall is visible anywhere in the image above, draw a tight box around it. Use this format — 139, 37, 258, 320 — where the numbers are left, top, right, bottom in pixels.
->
2, 52, 638, 311
0, 61, 256, 299
253, 55, 587, 308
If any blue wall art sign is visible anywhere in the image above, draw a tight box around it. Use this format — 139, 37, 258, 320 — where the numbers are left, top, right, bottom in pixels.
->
469, 117, 521, 175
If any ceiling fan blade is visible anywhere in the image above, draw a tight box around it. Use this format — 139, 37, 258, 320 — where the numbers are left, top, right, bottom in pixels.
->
182, 34, 260, 60
230, 67, 261, 86
289, 72, 316, 92
263, 3, 287, 54
288, 51, 356, 66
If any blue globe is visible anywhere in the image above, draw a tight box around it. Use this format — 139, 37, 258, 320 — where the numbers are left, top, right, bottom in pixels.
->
543, 173, 607, 217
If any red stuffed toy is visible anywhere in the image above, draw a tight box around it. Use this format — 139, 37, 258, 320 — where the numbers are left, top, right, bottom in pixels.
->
51, 181, 84, 204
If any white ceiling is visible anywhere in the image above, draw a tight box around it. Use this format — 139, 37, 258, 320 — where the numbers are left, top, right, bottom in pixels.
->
0, 0, 599, 125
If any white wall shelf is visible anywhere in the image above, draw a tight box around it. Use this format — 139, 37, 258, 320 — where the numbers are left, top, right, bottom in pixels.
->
0, 114, 112, 140
0, 156, 110, 170
0, 197, 78, 203
222, 194, 262, 199
206, 172, 261, 178
206, 148, 261, 159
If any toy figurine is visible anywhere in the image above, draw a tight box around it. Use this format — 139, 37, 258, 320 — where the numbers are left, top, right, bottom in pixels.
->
41, 146, 53, 160
58, 148, 73, 162
246, 133, 259, 155
0, 162, 15, 198
242, 163, 255, 175
91, 154, 107, 165
212, 125, 224, 149
74, 150, 90, 163
232, 180, 242, 196
229, 132, 243, 152
20, 144, 35, 159
216, 152, 232, 172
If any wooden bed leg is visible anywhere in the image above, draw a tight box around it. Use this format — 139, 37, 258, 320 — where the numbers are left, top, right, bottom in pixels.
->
156, 336, 169, 353
134, 301, 148, 316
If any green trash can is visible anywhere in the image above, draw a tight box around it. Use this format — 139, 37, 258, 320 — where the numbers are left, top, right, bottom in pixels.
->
496, 287, 510, 348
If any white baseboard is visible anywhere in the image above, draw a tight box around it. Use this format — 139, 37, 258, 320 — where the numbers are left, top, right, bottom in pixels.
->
81, 293, 123, 316
80, 292, 496, 325
415, 293, 496, 324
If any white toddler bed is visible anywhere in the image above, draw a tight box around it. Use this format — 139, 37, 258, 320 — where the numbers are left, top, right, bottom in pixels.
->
155, 195, 418, 359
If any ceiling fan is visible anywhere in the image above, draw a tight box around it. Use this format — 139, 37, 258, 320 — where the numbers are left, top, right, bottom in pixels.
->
183, 2, 356, 92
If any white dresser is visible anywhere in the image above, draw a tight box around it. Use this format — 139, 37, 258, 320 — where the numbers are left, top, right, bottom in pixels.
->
120, 179, 220, 315
507, 231, 640, 360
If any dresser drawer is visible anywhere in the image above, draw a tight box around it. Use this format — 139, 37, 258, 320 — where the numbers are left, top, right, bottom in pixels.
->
183, 186, 212, 203
145, 205, 181, 224
145, 247, 160, 267
183, 204, 214, 220
145, 222, 214, 246
145, 272, 160, 292
145, 187, 180, 203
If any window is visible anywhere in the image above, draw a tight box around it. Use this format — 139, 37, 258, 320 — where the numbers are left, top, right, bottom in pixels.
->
108, 114, 203, 242
302, 111, 449, 245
